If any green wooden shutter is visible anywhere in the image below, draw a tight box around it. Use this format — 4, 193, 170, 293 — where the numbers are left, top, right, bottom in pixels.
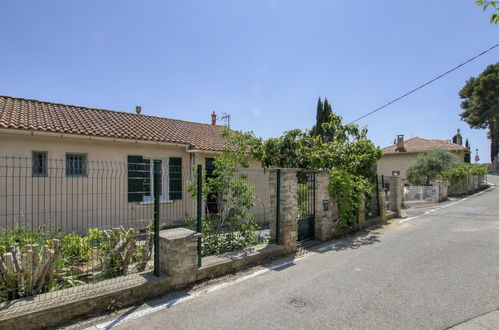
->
128, 155, 144, 202
169, 157, 182, 200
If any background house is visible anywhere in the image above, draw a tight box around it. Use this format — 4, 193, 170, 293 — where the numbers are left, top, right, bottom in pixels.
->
0, 95, 269, 232
377, 134, 470, 180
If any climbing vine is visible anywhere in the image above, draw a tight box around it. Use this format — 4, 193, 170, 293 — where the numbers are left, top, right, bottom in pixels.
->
328, 169, 372, 228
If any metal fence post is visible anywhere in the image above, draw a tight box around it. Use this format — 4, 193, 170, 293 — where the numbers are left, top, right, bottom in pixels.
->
197, 164, 203, 267
153, 160, 161, 277
276, 169, 281, 244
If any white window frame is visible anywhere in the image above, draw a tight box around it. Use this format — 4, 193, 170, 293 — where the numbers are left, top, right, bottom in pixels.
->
141, 158, 170, 204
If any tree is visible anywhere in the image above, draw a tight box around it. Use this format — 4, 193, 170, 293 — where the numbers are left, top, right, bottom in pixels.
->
476, 0, 499, 24
259, 112, 382, 177
258, 110, 382, 229
465, 139, 471, 163
311, 97, 333, 141
458, 63, 499, 164
187, 128, 261, 256
406, 149, 458, 185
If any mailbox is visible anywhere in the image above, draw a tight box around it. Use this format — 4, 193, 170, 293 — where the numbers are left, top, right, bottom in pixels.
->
323, 200, 329, 212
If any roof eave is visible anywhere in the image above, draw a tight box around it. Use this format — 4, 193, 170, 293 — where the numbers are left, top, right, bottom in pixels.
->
0, 127, 191, 148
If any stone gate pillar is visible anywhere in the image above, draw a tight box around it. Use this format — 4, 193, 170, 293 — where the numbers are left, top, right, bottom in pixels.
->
379, 187, 387, 220
389, 176, 402, 217
314, 171, 337, 241
159, 228, 201, 287
269, 169, 298, 252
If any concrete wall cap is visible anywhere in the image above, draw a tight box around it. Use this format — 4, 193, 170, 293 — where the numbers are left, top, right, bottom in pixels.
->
159, 228, 201, 242
265, 168, 327, 173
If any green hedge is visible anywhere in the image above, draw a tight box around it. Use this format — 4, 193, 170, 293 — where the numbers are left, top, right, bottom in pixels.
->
439, 163, 488, 183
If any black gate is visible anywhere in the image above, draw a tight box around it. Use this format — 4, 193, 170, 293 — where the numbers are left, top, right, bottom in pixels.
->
367, 175, 381, 219
297, 171, 315, 241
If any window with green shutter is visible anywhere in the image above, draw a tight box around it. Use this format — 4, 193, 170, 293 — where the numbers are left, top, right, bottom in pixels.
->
128, 155, 145, 202
169, 157, 182, 200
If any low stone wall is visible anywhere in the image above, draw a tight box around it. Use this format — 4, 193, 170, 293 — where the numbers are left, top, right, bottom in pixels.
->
197, 244, 285, 281
448, 175, 487, 196
0, 272, 172, 330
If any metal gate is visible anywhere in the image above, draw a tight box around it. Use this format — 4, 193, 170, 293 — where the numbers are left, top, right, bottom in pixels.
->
297, 171, 315, 241
367, 175, 381, 219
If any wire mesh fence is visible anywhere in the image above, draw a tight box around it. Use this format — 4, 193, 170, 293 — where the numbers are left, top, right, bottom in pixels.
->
0, 155, 196, 308
403, 185, 439, 204
193, 166, 276, 264
0, 156, 278, 306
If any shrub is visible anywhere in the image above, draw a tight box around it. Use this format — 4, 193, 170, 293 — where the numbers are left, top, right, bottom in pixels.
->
0, 226, 59, 254
407, 149, 458, 185
439, 163, 489, 183
60, 234, 93, 265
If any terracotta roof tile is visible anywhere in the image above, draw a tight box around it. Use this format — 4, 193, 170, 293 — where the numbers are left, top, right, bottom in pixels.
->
0, 95, 228, 151
382, 137, 469, 154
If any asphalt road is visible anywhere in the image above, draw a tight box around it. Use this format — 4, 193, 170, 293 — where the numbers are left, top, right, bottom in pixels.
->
111, 175, 499, 330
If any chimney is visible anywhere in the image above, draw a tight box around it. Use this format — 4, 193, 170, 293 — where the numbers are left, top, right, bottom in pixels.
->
395, 134, 406, 152
135, 106, 142, 115
211, 111, 217, 125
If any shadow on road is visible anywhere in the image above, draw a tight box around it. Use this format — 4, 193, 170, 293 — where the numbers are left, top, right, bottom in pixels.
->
294, 222, 387, 256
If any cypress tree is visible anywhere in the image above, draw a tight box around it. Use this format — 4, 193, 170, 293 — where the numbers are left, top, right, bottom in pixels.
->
465, 139, 471, 163
322, 98, 333, 142
312, 97, 334, 141
312, 97, 324, 137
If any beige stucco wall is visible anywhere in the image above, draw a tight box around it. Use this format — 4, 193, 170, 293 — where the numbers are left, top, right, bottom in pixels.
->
377, 150, 467, 180
0, 131, 270, 233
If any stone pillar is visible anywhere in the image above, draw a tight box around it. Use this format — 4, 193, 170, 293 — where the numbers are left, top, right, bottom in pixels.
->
357, 197, 366, 228
269, 169, 278, 242
432, 178, 449, 202
314, 171, 337, 241
269, 169, 298, 252
159, 228, 201, 287
400, 178, 406, 208
389, 176, 402, 217
378, 188, 386, 221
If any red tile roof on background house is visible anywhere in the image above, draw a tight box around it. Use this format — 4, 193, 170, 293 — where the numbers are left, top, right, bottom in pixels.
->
0, 95, 228, 151
382, 137, 469, 154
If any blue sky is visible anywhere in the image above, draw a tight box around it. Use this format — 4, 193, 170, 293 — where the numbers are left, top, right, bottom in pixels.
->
0, 1, 497, 161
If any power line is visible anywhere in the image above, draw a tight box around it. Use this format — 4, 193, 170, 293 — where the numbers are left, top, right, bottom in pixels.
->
349, 43, 499, 124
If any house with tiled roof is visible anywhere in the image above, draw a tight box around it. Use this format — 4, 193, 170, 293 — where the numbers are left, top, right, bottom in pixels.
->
377, 134, 470, 179
0, 95, 267, 231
